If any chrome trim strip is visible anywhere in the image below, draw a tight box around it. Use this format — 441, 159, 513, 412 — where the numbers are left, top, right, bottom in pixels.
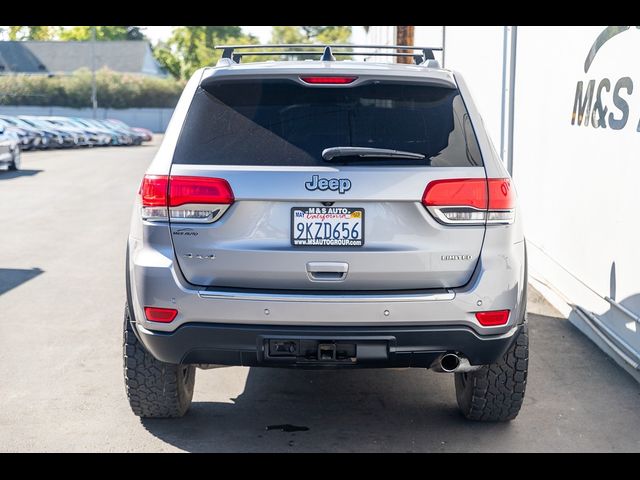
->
428, 205, 485, 225
427, 205, 515, 226
169, 203, 229, 223
198, 289, 455, 303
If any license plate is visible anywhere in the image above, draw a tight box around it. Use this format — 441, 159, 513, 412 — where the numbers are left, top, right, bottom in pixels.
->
291, 207, 364, 247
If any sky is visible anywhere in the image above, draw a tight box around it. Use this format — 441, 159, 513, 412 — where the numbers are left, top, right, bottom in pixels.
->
142, 26, 364, 44
0, 26, 363, 44
143, 26, 273, 44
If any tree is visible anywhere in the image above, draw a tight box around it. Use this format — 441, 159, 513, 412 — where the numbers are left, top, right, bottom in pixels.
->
7, 26, 62, 40
301, 26, 351, 44
270, 26, 351, 45
270, 26, 307, 45
153, 42, 183, 79
153, 26, 352, 80
152, 26, 255, 80
59, 26, 145, 41
4, 26, 147, 41
268, 26, 352, 60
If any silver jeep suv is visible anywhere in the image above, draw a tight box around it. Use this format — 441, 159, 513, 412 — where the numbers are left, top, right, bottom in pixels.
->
124, 45, 528, 421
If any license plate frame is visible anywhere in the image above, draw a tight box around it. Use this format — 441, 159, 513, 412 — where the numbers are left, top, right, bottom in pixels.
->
290, 207, 365, 247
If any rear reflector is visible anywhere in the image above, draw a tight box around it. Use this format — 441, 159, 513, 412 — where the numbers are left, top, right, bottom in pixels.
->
475, 310, 510, 326
144, 306, 178, 323
422, 178, 515, 225
140, 175, 234, 223
300, 76, 357, 84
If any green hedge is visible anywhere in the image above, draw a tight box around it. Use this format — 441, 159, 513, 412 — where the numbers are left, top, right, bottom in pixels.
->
0, 68, 185, 108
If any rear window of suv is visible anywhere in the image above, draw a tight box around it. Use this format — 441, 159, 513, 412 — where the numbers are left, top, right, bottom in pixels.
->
173, 79, 483, 167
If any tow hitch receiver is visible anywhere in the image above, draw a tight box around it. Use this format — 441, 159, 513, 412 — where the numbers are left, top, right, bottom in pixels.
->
318, 343, 336, 361
263, 338, 388, 365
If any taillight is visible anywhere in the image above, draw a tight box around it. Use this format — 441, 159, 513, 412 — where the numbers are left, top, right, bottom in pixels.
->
140, 175, 169, 221
422, 178, 515, 225
140, 174, 234, 223
299, 76, 358, 84
144, 306, 178, 323
475, 310, 510, 326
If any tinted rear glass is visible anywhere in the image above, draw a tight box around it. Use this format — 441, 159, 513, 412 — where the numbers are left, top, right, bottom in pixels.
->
173, 79, 482, 167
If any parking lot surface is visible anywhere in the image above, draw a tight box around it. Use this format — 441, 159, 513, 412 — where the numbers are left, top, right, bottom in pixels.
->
1, 140, 639, 452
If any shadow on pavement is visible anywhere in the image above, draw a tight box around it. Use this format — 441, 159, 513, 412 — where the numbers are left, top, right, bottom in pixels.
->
141, 367, 511, 452
138, 287, 640, 453
0, 169, 43, 180
0, 267, 44, 295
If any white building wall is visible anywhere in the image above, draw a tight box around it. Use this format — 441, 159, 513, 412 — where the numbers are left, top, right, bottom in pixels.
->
443, 27, 504, 148
511, 27, 640, 364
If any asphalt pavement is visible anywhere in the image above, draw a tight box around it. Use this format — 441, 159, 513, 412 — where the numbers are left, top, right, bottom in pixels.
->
0, 139, 639, 452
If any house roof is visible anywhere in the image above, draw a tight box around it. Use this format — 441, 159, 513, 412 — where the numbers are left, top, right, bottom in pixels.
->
0, 42, 48, 73
0, 41, 167, 77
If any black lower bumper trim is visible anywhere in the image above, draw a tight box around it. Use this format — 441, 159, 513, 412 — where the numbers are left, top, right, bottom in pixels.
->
135, 322, 521, 369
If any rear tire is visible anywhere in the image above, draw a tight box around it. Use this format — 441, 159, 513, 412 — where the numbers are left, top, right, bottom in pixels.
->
8, 147, 20, 170
454, 324, 529, 422
123, 304, 195, 418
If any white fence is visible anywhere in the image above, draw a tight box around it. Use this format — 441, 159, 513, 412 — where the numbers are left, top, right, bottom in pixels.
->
0, 106, 174, 133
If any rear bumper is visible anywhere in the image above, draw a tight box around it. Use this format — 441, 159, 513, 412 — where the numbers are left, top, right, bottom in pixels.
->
127, 235, 527, 337
134, 320, 522, 368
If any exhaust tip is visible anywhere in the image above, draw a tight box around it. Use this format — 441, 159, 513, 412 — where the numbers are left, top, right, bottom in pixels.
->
440, 353, 461, 373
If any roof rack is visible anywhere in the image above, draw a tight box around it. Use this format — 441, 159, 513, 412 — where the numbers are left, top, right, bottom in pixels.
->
214, 44, 443, 65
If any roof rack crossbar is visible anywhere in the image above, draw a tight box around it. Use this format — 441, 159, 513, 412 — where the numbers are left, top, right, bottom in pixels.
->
216, 44, 442, 51
229, 51, 421, 58
216, 44, 443, 65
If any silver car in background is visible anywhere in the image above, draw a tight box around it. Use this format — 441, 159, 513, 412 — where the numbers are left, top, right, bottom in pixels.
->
0, 126, 21, 170
124, 45, 528, 422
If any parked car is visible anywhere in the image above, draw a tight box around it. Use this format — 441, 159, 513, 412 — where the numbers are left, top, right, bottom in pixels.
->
34, 117, 91, 147
123, 45, 528, 421
71, 118, 121, 146
0, 115, 54, 149
43, 117, 110, 147
0, 126, 21, 170
0, 119, 39, 150
16, 116, 71, 148
103, 119, 145, 145
85, 119, 132, 145
0, 114, 152, 148
131, 127, 153, 142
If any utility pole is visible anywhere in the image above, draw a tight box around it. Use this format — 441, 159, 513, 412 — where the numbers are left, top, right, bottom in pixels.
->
441, 26, 446, 68
500, 26, 518, 176
506, 26, 518, 176
396, 26, 414, 64
90, 26, 98, 119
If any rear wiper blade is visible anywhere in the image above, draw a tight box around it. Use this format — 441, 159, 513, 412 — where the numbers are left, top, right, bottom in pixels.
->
322, 146, 425, 161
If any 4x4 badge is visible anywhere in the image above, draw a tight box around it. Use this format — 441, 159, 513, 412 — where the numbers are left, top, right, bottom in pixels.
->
305, 175, 351, 194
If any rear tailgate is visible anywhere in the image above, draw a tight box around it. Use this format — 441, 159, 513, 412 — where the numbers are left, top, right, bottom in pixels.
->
168, 73, 486, 291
